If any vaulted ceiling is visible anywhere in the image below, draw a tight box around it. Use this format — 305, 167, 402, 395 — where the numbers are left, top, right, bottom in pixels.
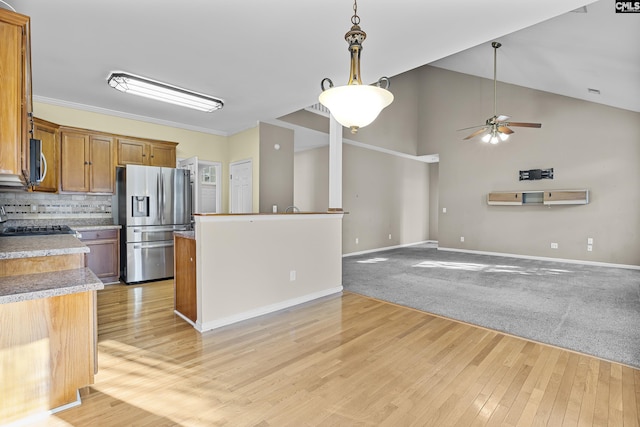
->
10, 0, 638, 137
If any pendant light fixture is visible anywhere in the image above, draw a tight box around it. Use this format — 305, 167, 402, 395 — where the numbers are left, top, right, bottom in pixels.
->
319, 0, 393, 134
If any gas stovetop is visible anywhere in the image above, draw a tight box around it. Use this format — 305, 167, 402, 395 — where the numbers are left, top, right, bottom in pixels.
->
0, 225, 75, 236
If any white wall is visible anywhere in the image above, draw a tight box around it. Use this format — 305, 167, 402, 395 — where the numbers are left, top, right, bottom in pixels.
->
417, 65, 640, 265
294, 144, 430, 254
195, 214, 343, 331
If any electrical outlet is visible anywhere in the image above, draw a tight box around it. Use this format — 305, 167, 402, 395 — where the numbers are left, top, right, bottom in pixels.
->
355, 238, 359, 244
587, 245, 593, 252
31, 204, 37, 212
460, 236, 465, 242
442, 208, 447, 213
551, 242, 558, 249
388, 234, 392, 240
290, 270, 296, 281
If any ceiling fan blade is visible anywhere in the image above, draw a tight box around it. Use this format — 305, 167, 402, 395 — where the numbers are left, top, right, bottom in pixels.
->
506, 122, 542, 128
495, 115, 510, 122
497, 126, 514, 135
463, 127, 489, 140
457, 124, 487, 131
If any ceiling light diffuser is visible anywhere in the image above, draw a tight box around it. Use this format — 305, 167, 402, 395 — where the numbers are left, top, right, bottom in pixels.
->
107, 72, 223, 112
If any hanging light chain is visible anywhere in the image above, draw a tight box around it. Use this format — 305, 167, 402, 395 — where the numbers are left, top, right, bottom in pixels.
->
351, 0, 360, 25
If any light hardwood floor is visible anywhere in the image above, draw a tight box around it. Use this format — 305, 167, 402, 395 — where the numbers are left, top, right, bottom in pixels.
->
30, 280, 640, 426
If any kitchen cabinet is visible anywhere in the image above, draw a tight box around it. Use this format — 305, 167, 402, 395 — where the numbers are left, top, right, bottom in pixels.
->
0, 237, 101, 423
32, 117, 59, 192
60, 129, 114, 193
117, 138, 177, 167
77, 228, 120, 284
0, 9, 31, 186
174, 233, 196, 322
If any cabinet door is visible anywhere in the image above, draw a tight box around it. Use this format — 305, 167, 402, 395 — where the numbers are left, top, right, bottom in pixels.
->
149, 143, 176, 167
84, 239, 119, 283
117, 138, 148, 166
32, 118, 59, 192
0, 12, 30, 178
88, 135, 114, 193
60, 131, 89, 192
487, 192, 523, 205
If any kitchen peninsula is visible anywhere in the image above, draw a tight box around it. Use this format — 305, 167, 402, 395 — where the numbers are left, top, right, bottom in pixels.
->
175, 212, 343, 332
0, 235, 103, 424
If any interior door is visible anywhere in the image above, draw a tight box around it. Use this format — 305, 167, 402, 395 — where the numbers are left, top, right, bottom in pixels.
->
230, 160, 252, 213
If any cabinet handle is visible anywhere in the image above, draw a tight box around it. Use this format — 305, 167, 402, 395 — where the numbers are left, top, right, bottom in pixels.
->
142, 154, 146, 157
84, 161, 89, 165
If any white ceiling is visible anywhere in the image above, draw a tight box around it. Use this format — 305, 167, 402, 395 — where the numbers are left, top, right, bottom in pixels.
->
9, 0, 638, 137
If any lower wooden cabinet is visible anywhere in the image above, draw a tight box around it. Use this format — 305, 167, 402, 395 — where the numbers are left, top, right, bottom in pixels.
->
174, 234, 196, 322
77, 228, 120, 284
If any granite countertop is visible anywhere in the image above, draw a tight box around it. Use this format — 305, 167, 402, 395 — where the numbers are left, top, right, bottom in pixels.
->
174, 230, 195, 239
0, 234, 89, 260
71, 224, 122, 231
0, 267, 104, 304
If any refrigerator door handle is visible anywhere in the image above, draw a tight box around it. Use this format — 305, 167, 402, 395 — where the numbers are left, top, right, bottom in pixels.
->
132, 226, 187, 233
157, 171, 162, 224
133, 242, 174, 250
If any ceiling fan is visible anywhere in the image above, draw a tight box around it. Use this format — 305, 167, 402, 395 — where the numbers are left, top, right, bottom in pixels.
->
459, 42, 541, 144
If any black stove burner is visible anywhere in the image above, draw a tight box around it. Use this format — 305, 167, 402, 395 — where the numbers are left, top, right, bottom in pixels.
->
0, 225, 75, 236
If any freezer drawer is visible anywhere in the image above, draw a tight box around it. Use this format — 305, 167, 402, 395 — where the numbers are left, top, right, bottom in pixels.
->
126, 225, 190, 243
125, 240, 175, 283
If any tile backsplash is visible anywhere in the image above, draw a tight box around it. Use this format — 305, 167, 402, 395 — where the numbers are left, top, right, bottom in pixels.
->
0, 192, 113, 226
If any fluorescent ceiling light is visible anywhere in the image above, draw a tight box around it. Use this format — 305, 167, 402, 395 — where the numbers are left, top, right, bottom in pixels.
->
107, 72, 223, 112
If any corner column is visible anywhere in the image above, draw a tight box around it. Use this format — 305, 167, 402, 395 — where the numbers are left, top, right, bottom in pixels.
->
328, 114, 343, 211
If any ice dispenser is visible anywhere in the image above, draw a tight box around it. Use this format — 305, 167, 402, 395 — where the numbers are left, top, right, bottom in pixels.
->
132, 196, 150, 217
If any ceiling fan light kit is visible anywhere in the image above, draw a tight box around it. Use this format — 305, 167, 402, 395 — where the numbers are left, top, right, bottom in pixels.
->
459, 42, 541, 144
319, 0, 394, 134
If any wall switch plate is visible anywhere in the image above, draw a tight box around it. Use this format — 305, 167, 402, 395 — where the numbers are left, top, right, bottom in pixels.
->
289, 270, 296, 281
355, 238, 359, 244
388, 234, 392, 240
460, 236, 465, 242
31, 204, 37, 212
442, 208, 447, 213
551, 242, 559, 249
587, 237, 594, 245
587, 245, 593, 252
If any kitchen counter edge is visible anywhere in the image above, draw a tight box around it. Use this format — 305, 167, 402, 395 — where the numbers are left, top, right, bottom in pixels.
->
0, 267, 104, 304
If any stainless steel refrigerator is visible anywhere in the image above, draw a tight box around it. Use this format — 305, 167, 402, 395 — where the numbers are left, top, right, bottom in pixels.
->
113, 165, 191, 284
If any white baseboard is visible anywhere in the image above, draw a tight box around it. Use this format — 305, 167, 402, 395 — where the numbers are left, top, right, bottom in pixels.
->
438, 247, 640, 271
174, 310, 197, 327
196, 286, 343, 333
6, 390, 82, 427
343, 240, 436, 257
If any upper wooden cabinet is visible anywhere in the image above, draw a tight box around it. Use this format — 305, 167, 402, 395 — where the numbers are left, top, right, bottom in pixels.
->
0, 9, 31, 185
60, 129, 114, 193
32, 118, 59, 193
117, 138, 177, 167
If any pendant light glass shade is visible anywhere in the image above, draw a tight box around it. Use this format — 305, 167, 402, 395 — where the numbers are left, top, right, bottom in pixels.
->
319, 0, 393, 133
319, 84, 393, 131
